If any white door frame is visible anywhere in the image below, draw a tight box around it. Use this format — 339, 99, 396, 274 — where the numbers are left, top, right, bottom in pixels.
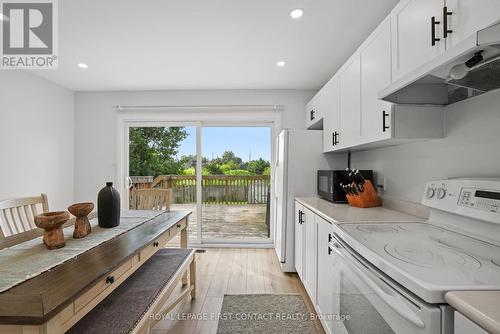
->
117, 110, 281, 247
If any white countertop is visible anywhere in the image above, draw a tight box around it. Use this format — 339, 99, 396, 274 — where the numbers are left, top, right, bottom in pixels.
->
295, 196, 424, 224
446, 291, 500, 334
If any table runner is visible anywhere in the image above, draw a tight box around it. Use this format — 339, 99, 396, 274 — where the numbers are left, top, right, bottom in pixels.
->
0, 210, 164, 293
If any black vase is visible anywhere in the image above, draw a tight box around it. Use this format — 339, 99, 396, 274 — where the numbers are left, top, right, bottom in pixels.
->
97, 182, 120, 228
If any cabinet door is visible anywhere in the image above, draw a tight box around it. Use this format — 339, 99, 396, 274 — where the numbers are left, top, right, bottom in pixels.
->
454, 312, 488, 334
303, 207, 317, 303
445, 0, 500, 49
322, 75, 340, 152
360, 17, 394, 143
391, 0, 444, 81
294, 202, 305, 280
316, 216, 334, 334
339, 53, 361, 148
306, 91, 323, 129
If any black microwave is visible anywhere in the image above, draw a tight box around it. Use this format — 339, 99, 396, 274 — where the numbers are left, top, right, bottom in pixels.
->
317, 170, 373, 203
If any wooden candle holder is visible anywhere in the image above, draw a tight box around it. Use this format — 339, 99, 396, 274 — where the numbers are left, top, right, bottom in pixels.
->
34, 211, 70, 249
346, 180, 382, 208
68, 202, 94, 239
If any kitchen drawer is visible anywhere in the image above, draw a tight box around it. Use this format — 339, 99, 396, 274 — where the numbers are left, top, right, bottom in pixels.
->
139, 229, 171, 262
74, 256, 134, 312
171, 219, 187, 238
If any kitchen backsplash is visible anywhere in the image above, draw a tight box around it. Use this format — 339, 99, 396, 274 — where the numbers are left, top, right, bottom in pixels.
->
349, 90, 500, 204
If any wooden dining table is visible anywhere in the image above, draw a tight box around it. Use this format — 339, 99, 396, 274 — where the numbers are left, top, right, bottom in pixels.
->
0, 209, 191, 334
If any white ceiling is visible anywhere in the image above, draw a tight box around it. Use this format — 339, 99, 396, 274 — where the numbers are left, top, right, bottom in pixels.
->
34, 0, 399, 91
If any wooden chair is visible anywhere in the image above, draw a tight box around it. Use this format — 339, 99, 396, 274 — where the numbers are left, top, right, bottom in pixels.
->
0, 194, 49, 238
131, 188, 172, 210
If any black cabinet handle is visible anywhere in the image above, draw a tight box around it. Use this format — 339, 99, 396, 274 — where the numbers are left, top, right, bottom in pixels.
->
333, 131, 339, 145
153, 241, 159, 247
328, 233, 332, 242
299, 210, 305, 224
382, 111, 389, 132
328, 246, 332, 255
177, 223, 181, 228
106, 276, 115, 284
310, 110, 315, 121
443, 6, 453, 38
431, 16, 441, 46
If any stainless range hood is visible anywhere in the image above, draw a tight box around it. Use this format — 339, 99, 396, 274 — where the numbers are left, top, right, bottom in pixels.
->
380, 22, 500, 105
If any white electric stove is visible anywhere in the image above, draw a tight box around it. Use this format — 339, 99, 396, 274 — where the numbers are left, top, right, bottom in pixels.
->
327, 179, 500, 334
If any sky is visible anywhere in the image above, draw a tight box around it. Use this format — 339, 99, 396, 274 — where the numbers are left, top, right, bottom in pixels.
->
176, 126, 271, 162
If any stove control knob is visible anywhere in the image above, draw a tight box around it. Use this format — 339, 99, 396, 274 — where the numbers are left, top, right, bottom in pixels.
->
437, 188, 447, 199
426, 187, 436, 199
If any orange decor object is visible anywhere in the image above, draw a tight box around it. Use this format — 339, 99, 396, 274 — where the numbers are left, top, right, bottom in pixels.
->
346, 180, 382, 208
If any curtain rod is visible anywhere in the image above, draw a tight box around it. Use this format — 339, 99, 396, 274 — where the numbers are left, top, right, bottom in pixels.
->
114, 104, 283, 111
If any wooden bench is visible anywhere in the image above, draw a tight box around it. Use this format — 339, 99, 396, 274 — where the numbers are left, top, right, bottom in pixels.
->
67, 248, 196, 334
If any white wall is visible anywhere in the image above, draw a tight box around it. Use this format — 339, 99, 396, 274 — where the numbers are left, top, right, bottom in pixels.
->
74, 90, 317, 202
0, 71, 75, 210
351, 90, 500, 203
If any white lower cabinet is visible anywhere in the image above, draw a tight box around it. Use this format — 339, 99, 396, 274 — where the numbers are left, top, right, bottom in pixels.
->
316, 215, 335, 334
454, 311, 488, 334
294, 202, 305, 280
295, 200, 335, 334
303, 206, 317, 304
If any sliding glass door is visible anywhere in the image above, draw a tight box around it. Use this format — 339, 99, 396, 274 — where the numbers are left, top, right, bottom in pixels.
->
126, 123, 272, 245
128, 125, 198, 241
201, 126, 271, 242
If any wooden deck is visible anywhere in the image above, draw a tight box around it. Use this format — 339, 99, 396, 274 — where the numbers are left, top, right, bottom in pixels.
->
169, 204, 269, 240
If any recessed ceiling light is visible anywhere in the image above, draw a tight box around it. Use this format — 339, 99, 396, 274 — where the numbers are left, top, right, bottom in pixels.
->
276, 61, 286, 67
290, 9, 304, 19
77, 63, 88, 69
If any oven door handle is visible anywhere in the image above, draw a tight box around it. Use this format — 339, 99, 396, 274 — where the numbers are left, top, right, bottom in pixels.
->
330, 241, 426, 329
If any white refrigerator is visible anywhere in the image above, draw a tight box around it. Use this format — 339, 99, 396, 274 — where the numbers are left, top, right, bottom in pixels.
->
273, 129, 333, 272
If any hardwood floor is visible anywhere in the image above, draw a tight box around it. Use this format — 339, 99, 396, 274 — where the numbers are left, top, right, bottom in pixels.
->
151, 248, 325, 334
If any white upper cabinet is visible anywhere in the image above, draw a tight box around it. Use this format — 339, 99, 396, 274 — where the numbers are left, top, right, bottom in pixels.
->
445, 0, 500, 49
306, 90, 324, 129
338, 53, 361, 149
360, 17, 393, 143
391, 0, 444, 81
322, 75, 340, 153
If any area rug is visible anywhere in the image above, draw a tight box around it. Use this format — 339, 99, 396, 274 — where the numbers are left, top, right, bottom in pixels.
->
216, 294, 318, 334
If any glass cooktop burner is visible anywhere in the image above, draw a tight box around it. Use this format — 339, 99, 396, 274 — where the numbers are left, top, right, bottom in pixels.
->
383, 242, 482, 269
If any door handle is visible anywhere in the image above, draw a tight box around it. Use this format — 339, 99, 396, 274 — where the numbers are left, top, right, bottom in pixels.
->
431, 16, 441, 46
382, 111, 389, 132
310, 110, 315, 121
443, 6, 453, 38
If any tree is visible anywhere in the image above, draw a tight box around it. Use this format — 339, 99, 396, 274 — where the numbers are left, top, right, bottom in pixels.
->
129, 127, 188, 177
220, 151, 243, 167
179, 154, 197, 169
246, 158, 270, 175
